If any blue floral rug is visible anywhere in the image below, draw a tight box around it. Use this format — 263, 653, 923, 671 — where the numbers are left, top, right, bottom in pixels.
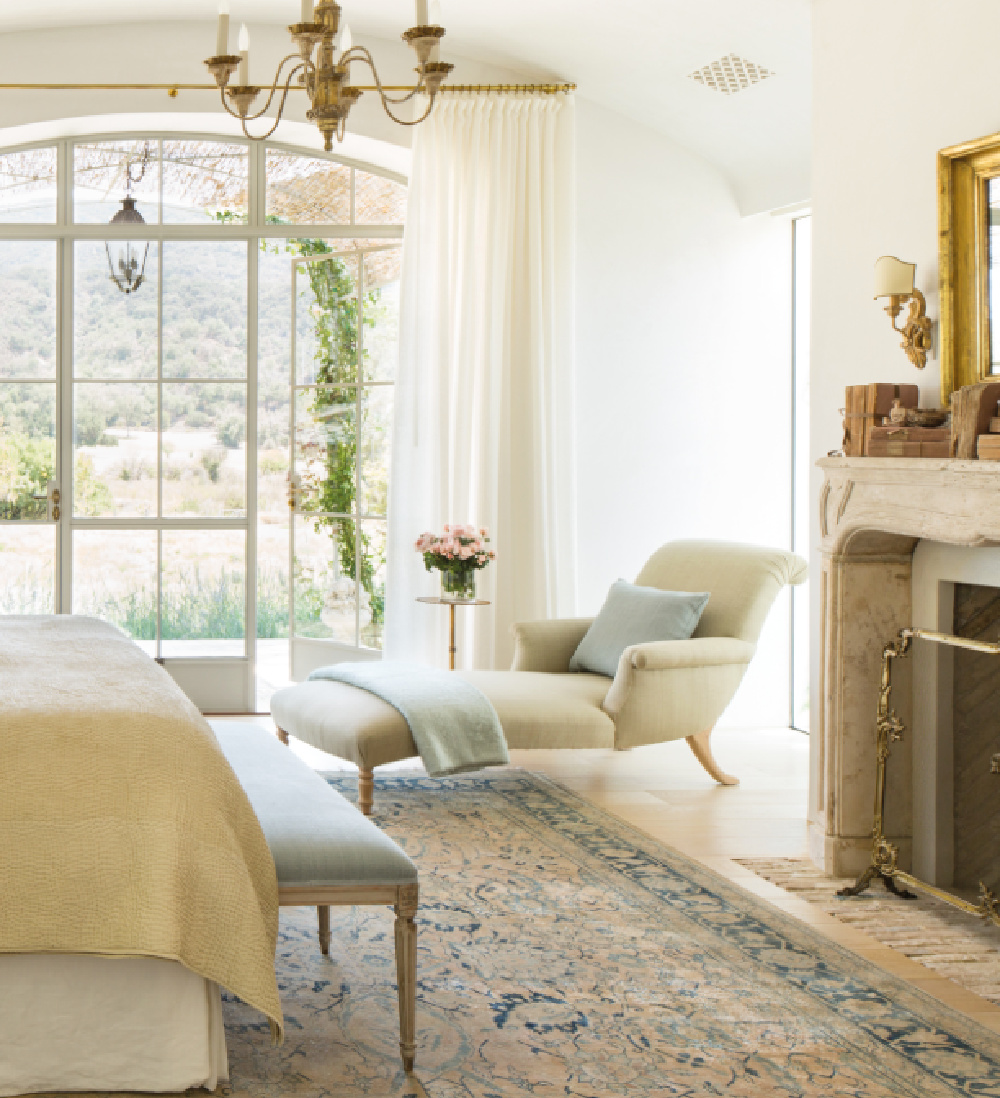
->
219, 771, 1000, 1097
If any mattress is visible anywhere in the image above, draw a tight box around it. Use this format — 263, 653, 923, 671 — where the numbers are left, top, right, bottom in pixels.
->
0, 955, 228, 1096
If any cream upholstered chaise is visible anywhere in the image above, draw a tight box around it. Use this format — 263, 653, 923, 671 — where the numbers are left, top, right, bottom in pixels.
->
272, 540, 807, 811
462, 539, 807, 784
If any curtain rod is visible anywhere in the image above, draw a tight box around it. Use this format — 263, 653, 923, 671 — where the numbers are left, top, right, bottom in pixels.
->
0, 82, 576, 96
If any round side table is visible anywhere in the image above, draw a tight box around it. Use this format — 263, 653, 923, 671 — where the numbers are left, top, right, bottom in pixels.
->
416, 596, 491, 669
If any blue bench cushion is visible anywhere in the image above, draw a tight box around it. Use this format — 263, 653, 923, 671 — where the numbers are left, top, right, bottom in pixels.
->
213, 723, 417, 889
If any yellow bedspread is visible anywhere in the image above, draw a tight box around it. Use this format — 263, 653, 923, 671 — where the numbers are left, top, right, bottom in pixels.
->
0, 615, 283, 1039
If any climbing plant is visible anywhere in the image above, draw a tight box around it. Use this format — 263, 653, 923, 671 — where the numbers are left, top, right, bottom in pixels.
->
290, 238, 385, 632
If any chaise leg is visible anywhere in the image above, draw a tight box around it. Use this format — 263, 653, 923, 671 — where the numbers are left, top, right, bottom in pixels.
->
276, 727, 289, 746
358, 767, 374, 816
317, 905, 331, 956
394, 883, 418, 1073
685, 727, 739, 786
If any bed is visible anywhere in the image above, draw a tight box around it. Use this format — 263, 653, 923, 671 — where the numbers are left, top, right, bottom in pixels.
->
0, 615, 282, 1095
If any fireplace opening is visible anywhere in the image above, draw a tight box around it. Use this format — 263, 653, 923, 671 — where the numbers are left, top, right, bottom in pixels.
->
952, 582, 1000, 895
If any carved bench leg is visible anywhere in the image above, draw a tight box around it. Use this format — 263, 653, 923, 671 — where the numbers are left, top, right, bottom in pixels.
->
276, 727, 289, 746
394, 883, 418, 1073
317, 905, 331, 956
685, 727, 739, 786
358, 767, 374, 816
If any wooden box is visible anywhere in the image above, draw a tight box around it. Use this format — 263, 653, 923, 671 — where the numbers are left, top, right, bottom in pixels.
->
843, 383, 919, 456
867, 438, 952, 458
951, 382, 1000, 459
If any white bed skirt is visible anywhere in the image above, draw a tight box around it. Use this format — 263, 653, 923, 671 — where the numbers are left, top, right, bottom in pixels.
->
0, 955, 228, 1096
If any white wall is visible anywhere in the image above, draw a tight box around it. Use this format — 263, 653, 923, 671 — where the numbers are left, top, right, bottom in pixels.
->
575, 100, 794, 727
810, 0, 1000, 744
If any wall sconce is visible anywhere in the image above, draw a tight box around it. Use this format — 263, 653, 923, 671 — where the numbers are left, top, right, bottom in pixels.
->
874, 255, 933, 369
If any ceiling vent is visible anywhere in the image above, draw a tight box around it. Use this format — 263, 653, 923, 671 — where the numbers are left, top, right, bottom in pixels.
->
688, 54, 774, 96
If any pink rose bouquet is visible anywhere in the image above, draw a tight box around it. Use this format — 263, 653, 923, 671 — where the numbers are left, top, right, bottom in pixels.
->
414, 524, 496, 578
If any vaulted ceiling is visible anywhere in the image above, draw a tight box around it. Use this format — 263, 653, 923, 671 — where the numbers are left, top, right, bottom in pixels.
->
0, 0, 811, 213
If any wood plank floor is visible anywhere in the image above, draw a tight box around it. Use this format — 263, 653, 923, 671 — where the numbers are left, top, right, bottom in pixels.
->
218, 718, 1000, 1036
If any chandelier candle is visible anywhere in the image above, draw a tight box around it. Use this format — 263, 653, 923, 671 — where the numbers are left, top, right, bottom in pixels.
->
429, 0, 441, 59
238, 24, 249, 84
301, 0, 314, 21
215, 2, 230, 56
416, 0, 429, 25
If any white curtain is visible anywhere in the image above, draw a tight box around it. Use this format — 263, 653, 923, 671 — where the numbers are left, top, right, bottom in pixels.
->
384, 92, 577, 670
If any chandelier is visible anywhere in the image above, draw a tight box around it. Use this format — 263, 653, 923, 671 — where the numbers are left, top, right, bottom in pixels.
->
106, 143, 151, 296
204, 0, 454, 151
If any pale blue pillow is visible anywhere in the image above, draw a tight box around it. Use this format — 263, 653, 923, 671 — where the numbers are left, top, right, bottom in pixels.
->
569, 580, 710, 678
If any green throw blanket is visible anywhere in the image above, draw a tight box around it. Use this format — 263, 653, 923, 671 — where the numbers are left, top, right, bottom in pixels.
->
308, 661, 510, 778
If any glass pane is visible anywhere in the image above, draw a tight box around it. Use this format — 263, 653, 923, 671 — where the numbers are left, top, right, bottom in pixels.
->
73, 529, 157, 656
354, 169, 407, 225
0, 383, 55, 519
162, 140, 249, 224
0, 147, 57, 223
294, 386, 356, 515
163, 241, 247, 378
74, 240, 158, 379
0, 241, 57, 379
73, 383, 157, 517
265, 150, 351, 224
293, 513, 355, 642
295, 253, 358, 385
792, 216, 811, 731
363, 249, 400, 382
258, 244, 291, 450
359, 519, 386, 651
0, 525, 55, 612
73, 140, 159, 224
161, 529, 246, 659
360, 386, 391, 516
162, 382, 246, 518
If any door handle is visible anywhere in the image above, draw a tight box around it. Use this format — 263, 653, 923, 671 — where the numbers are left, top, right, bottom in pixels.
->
32, 482, 60, 520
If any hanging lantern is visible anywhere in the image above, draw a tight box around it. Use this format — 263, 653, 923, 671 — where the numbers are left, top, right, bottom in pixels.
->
105, 197, 149, 295
105, 144, 150, 296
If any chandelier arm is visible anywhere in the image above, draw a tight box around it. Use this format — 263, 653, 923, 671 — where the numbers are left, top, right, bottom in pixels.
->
252, 62, 308, 130
239, 55, 309, 122
342, 47, 426, 109
218, 86, 246, 123
379, 94, 437, 127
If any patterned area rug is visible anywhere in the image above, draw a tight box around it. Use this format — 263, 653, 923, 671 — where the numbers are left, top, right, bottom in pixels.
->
210, 771, 1000, 1097
61, 771, 1000, 1097
738, 856, 1000, 1006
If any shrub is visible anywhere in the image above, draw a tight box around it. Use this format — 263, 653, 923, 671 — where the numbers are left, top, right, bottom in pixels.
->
201, 448, 225, 483
217, 416, 245, 449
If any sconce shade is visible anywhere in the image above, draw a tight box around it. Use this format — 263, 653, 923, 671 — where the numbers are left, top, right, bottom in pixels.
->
874, 255, 916, 299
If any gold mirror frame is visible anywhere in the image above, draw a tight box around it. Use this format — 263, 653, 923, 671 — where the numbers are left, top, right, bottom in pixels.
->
939, 131, 1000, 405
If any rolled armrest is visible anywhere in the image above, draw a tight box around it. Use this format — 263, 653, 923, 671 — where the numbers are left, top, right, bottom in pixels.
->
603, 636, 757, 749
627, 637, 756, 671
510, 617, 594, 672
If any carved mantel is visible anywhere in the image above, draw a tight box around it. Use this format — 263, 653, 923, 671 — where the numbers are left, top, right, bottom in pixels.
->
813, 457, 1000, 876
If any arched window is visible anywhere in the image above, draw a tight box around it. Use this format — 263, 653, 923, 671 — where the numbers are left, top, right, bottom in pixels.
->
0, 134, 405, 710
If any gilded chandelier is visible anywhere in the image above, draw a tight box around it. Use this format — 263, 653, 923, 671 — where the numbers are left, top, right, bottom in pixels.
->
204, 0, 453, 150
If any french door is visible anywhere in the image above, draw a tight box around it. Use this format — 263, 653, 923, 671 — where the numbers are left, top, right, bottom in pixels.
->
287, 245, 399, 682
0, 134, 406, 712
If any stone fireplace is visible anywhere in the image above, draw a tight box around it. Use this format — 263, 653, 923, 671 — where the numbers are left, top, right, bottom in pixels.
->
813, 456, 1000, 883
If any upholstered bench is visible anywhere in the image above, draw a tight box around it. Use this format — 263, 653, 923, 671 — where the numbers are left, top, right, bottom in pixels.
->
271, 681, 420, 816
212, 722, 419, 1072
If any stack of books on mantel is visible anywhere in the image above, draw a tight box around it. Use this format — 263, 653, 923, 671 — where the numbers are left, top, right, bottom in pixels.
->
867, 426, 951, 458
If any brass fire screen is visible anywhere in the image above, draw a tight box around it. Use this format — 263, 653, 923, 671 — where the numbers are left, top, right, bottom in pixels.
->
839, 627, 1000, 927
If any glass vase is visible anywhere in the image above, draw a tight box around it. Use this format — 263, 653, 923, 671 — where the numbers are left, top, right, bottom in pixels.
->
440, 566, 477, 601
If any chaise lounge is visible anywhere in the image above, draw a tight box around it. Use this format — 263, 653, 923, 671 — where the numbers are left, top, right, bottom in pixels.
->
271, 540, 807, 813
